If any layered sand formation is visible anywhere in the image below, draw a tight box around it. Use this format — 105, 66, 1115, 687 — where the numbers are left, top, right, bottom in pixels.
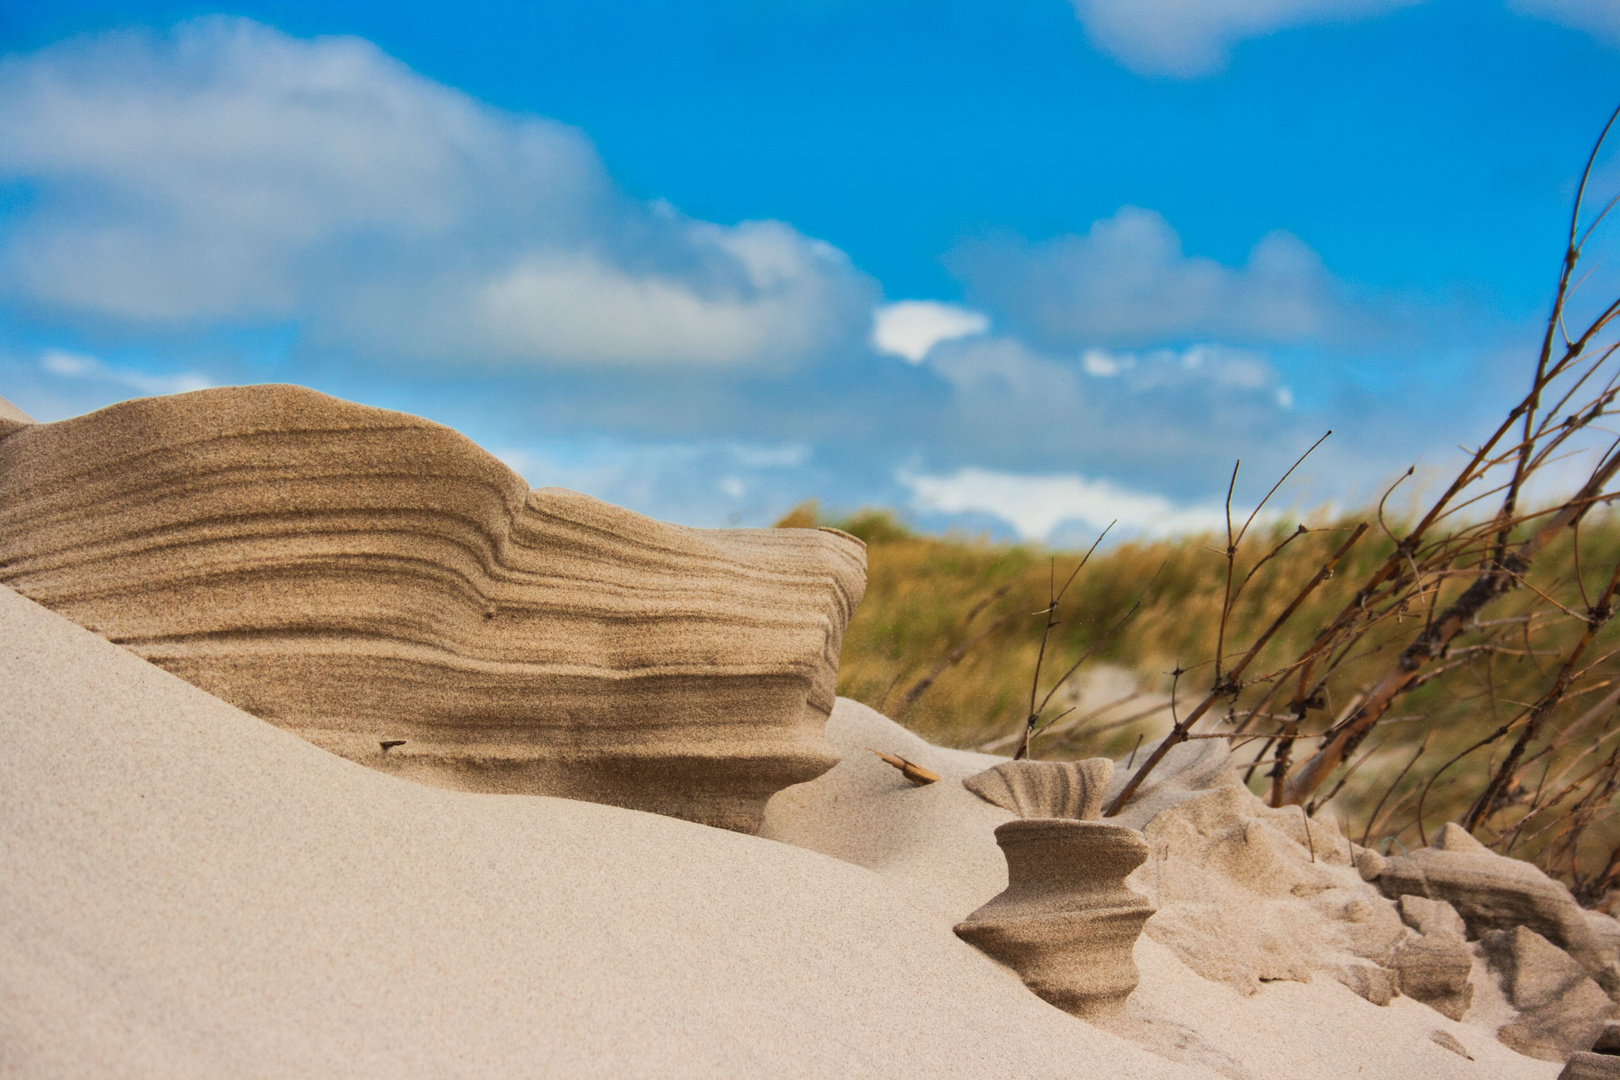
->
1377, 822, 1614, 979
0, 582, 1193, 1080
955, 818, 1155, 1017
962, 757, 1114, 819
954, 757, 1157, 1014
0, 386, 864, 832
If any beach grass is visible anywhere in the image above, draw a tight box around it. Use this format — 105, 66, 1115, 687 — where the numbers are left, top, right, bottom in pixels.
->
796, 502, 1620, 899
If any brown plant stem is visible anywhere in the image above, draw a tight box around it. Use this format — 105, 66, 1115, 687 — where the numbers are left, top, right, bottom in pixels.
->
1105, 522, 1369, 817
1281, 447, 1620, 806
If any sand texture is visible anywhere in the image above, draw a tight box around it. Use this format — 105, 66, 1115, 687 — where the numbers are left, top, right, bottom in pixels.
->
0, 391, 31, 434
0, 582, 1213, 1079
0, 385, 1587, 1077
0, 586, 1567, 1078
955, 818, 1155, 1016
1483, 926, 1615, 1060
0, 385, 865, 832
761, 699, 1562, 1078
962, 757, 1114, 819
1392, 930, 1475, 1020
1563, 1052, 1620, 1078
1379, 822, 1611, 976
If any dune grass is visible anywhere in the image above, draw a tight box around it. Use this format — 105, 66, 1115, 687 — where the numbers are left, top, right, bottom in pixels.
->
785, 501, 1620, 902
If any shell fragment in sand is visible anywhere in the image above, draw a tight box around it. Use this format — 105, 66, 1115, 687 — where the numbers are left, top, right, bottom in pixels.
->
868, 749, 940, 786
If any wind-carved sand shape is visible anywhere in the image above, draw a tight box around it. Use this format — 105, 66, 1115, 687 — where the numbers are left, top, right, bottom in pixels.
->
0, 385, 866, 833
954, 819, 1154, 1017
962, 758, 1113, 820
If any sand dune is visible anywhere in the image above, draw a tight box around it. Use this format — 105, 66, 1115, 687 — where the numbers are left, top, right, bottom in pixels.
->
0, 582, 1208, 1079
764, 699, 1563, 1079
0, 580, 1563, 1077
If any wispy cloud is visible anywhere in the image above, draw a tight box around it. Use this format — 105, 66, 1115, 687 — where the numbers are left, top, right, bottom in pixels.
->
1510, 0, 1620, 43
1069, 0, 1424, 77
39, 349, 212, 396
1068, 0, 1619, 80
900, 465, 1247, 541
902, 330, 1361, 517
0, 19, 873, 369
1078, 343, 1295, 406
871, 300, 990, 363
927, 335, 1292, 420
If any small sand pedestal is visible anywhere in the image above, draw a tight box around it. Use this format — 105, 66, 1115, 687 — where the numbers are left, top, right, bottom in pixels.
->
954, 818, 1154, 1018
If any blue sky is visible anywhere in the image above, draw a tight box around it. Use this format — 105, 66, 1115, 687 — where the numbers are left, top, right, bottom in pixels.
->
2, 0, 1619, 540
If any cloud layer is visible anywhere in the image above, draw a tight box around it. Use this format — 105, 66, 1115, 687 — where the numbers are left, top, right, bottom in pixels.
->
948, 207, 1364, 351
1069, 0, 1422, 77
0, 18, 873, 368
1510, 0, 1620, 43
901, 465, 1235, 540
1070, 0, 1620, 79
0, 17, 1528, 546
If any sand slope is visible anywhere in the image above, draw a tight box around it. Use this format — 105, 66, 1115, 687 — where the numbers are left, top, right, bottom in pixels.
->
0, 579, 1566, 1077
0, 583, 1205, 1079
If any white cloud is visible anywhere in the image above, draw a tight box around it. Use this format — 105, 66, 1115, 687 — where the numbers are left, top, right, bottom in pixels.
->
917, 334, 1307, 494
0, 19, 872, 368
477, 228, 842, 365
949, 206, 1354, 349
1510, 0, 1620, 43
1070, 0, 1423, 77
871, 300, 990, 363
900, 465, 1238, 540
1082, 349, 1126, 377
39, 348, 212, 395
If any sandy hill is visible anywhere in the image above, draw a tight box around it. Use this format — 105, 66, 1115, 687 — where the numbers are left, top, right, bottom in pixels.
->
0, 582, 1558, 1078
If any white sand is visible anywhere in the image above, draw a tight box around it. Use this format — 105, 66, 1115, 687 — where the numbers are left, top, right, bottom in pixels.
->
0, 583, 1205, 1079
0, 580, 1563, 1078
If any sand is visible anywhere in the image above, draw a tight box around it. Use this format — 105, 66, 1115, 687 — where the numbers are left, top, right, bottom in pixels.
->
764, 699, 1561, 1079
0, 385, 865, 832
0, 574, 1562, 1077
0, 582, 1203, 1079
0, 392, 31, 432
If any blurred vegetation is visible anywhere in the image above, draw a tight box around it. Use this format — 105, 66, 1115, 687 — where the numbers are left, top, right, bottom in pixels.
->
781, 499, 1620, 904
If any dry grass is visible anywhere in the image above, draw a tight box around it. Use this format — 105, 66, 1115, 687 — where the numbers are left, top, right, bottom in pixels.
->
789, 500, 1620, 901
